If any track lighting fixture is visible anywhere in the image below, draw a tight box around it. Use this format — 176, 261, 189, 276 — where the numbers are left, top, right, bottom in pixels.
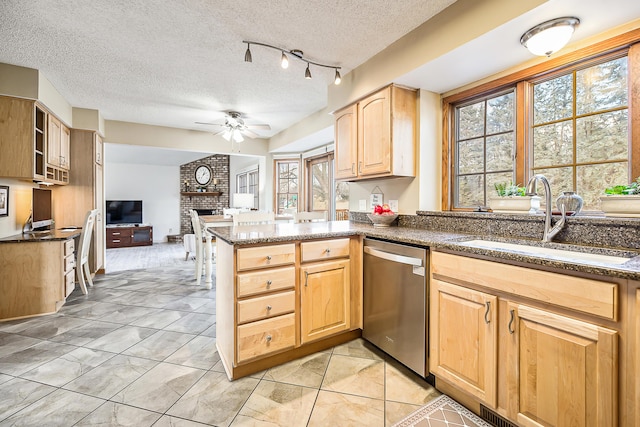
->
520, 17, 580, 57
243, 40, 341, 84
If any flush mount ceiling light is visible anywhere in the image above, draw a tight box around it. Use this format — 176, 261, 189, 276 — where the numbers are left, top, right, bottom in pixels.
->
520, 17, 580, 57
243, 40, 342, 85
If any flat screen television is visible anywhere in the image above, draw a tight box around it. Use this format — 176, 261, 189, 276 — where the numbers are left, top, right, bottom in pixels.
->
32, 188, 53, 230
106, 200, 143, 225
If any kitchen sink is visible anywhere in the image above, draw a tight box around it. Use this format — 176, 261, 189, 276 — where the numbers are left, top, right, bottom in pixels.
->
459, 239, 633, 265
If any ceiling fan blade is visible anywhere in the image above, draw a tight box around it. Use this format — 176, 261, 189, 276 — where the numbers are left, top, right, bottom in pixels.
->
246, 124, 271, 130
195, 121, 224, 126
212, 128, 227, 136
241, 129, 261, 139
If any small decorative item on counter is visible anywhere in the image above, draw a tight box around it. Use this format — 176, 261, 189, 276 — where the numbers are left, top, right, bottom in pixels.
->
489, 182, 540, 214
183, 180, 189, 192
600, 176, 640, 217
556, 191, 583, 216
367, 204, 398, 227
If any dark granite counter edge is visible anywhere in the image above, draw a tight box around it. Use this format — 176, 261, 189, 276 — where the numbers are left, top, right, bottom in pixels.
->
0, 230, 81, 242
209, 222, 640, 281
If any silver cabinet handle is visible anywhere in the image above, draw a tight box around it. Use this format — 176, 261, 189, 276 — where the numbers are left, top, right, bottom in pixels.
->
484, 301, 491, 324
266, 255, 272, 261
351, 163, 355, 174
265, 335, 272, 342
358, 161, 362, 173
304, 271, 309, 287
266, 305, 272, 311
325, 248, 331, 254
508, 309, 515, 334
364, 246, 422, 266
266, 280, 272, 287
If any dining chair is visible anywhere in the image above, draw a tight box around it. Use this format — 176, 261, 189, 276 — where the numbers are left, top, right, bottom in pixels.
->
233, 211, 275, 226
76, 209, 98, 295
294, 211, 328, 223
189, 209, 206, 286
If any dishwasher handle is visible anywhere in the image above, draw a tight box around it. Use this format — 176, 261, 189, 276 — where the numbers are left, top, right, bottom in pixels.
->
364, 246, 423, 267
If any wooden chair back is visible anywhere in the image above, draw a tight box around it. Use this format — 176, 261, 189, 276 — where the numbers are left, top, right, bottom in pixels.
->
294, 211, 328, 223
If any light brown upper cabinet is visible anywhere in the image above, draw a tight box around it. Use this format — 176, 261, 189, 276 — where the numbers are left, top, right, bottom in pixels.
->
333, 84, 416, 181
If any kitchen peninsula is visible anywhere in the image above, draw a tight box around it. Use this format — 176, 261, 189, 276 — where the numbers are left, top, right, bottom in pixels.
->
0, 229, 81, 320
207, 213, 640, 426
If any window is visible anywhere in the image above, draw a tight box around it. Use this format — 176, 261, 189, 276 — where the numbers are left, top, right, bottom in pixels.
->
236, 168, 259, 208
275, 159, 299, 214
531, 57, 628, 210
307, 155, 331, 212
454, 90, 516, 208
444, 33, 640, 213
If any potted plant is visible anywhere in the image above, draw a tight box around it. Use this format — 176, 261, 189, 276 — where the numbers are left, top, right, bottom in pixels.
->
489, 182, 541, 214
600, 176, 640, 217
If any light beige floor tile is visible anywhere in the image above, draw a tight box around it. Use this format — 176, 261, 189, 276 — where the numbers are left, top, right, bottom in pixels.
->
231, 380, 318, 427
112, 362, 206, 413
1, 388, 104, 426
75, 401, 162, 426
83, 325, 157, 353
332, 338, 384, 360
153, 415, 212, 427
164, 336, 220, 369
321, 354, 385, 399
307, 390, 384, 427
263, 352, 330, 388
129, 309, 191, 329
20, 347, 116, 387
384, 401, 422, 427
163, 313, 214, 334
167, 371, 259, 427
63, 354, 158, 399
385, 360, 440, 405
122, 330, 196, 361
0, 378, 57, 421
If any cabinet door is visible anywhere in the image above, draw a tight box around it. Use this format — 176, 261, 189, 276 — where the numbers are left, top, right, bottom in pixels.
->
358, 87, 391, 176
59, 123, 70, 169
508, 303, 618, 427
334, 104, 358, 180
300, 259, 350, 344
47, 115, 61, 166
94, 163, 104, 271
430, 279, 498, 407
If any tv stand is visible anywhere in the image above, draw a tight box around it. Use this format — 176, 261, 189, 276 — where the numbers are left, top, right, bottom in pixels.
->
106, 224, 153, 248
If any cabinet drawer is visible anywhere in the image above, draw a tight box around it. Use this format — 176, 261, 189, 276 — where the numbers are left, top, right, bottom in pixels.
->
64, 270, 75, 297
431, 251, 618, 320
107, 229, 129, 237
237, 291, 295, 324
237, 266, 295, 297
64, 239, 75, 256
64, 254, 75, 273
237, 313, 295, 363
301, 238, 350, 262
237, 243, 295, 271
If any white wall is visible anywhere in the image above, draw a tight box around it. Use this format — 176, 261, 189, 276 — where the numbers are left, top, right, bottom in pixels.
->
0, 178, 38, 237
105, 163, 180, 242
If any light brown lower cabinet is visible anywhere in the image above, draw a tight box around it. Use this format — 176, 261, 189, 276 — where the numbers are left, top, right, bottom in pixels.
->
216, 236, 361, 381
431, 251, 621, 427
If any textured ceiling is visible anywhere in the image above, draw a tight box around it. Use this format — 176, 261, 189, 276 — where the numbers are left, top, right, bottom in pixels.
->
0, 0, 457, 138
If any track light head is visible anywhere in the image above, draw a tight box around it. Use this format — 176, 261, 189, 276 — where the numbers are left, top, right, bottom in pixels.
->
281, 52, 289, 69
334, 69, 341, 85
244, 43, 252, 62
305, 64, 312, 79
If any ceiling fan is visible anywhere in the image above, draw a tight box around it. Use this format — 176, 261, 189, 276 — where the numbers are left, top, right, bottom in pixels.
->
196, 111, 271, 142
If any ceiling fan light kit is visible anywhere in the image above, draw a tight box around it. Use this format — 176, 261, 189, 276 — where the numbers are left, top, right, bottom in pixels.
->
196, 111, 270, 142
242, 40, 342, 84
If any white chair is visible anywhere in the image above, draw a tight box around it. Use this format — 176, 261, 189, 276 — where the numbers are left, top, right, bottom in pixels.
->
233, 211, 275, 226
189, 209, 206, 286
294, 211, 328, 223
76, 209, 98, 295
183, 233, 196, 260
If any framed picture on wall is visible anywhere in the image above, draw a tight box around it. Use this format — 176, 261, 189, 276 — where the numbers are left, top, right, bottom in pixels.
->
0, 186, 8, 217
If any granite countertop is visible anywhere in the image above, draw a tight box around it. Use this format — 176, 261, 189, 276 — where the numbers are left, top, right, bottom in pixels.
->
208, 220, 640, 280
0, 229, 81, 243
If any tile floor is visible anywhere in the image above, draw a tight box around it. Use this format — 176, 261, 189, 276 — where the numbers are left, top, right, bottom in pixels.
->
0, 261, 440, 426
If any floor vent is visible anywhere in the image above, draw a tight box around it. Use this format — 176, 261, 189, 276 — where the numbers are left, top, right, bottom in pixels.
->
480, 405, 517, 427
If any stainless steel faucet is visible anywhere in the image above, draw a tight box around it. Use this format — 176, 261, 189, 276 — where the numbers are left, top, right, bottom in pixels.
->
526, 174, 566, 242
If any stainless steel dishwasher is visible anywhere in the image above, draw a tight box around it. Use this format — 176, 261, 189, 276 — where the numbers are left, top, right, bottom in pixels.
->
363, 238, 428, 377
